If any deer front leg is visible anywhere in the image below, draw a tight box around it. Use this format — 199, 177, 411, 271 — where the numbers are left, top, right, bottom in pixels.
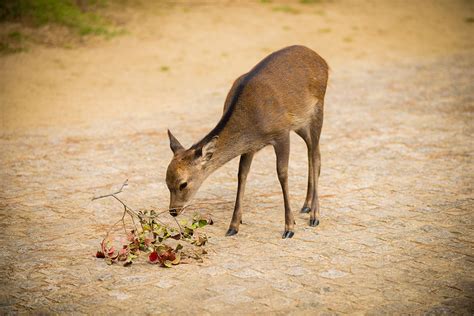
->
273, 134, 295, 239
226, 152, 254, 236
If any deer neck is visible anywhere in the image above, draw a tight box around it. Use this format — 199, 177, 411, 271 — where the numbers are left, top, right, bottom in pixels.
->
201, 126, 252, 176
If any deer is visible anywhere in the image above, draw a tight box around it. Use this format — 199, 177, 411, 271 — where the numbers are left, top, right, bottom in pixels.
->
165, 45, 328, 239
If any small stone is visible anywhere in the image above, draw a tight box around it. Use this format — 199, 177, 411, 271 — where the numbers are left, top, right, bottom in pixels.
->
231, 268, 263, 278
108, 291, 130, 300
207, 284, 246, 294
285, 266, 310, 276
201, 266, 226, 276
272, 280, 302, 292
122, 275, 147, 282
97, 273, 113, 282
319, 269, 348, 279
156, 279, 176, 289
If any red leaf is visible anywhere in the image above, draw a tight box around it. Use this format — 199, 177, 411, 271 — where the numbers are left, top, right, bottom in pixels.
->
96, 251, 105, 258
117, 248, 128, 261
127, 231, 136, 242
149, 251, 159, 264
162, 250, 176, 262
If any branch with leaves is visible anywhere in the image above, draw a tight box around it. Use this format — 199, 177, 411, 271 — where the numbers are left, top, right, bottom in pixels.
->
92, 180, 211, 267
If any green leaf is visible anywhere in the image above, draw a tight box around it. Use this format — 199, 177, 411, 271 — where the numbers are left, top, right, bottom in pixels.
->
156, 244, 168, 253
184, 227, 194, 238
175, 244, 183, 252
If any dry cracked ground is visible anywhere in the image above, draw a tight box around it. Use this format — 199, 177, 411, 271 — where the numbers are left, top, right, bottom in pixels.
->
1, 0, 473, 314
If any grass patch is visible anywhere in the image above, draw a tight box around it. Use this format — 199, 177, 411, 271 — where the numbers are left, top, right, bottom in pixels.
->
160, 66, 170, 72
0, 0, 124, 54
260, 0, 272, 3
318, 28, 331, 33
8, 30, 24, 41
272, 6, 300, 14
0, 41, 26, 54
0, 0, 114, 36
300, 0, 322, 3
0, 30, 27, 55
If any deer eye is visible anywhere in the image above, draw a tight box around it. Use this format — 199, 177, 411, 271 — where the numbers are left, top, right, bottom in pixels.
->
179, 182, 188, 191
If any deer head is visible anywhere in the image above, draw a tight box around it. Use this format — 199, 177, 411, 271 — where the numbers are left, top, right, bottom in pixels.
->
165, 130, 218, 216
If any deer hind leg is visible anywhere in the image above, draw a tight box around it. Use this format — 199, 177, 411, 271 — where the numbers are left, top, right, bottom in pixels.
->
226, 152, 254, 236
296, 126, 314, 214
309, 116, 323, 227
273, 133, 295, 239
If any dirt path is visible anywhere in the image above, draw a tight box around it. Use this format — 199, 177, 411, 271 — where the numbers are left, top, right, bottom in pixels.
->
1, 0, 473, 314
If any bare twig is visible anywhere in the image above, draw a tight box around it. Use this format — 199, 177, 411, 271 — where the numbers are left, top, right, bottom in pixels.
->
173, 216, 183, 234
92, 179, 129, 201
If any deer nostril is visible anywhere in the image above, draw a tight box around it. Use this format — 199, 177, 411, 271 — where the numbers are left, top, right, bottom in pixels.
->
169, 209, 178, 217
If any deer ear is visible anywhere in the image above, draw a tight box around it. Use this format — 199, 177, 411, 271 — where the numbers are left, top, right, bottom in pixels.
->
196, 136, 218, 163
168, 129, 184, 154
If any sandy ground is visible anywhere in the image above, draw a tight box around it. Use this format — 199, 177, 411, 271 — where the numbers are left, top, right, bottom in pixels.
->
1, 0, 473, 314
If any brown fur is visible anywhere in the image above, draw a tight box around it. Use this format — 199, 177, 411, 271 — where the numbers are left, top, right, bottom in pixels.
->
166, 45, 328, 238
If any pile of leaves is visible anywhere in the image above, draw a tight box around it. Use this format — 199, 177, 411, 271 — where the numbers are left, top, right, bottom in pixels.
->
93, 181, 211, 267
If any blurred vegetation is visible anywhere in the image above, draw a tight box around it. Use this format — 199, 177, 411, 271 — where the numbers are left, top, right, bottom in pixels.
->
0, 0, 111, 35
272, 5, 300, 14
0, 0, 122, 54
0, 31, 26, 54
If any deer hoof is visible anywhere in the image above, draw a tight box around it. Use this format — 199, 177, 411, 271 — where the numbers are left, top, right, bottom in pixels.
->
309, 218, 320, 227
226, 228, 238, 236
282, 231, 294, 239
301, 207, 311, 213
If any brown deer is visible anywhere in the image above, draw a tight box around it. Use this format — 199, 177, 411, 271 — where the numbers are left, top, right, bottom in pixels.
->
166, 45, 328, 238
